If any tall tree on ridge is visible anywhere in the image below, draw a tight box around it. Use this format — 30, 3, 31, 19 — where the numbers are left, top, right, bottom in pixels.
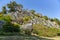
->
7, 1, 23, 12
2, 6, 7, 14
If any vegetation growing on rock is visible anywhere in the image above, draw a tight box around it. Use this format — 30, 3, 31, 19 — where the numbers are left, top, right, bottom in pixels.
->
0, 1, 60, 37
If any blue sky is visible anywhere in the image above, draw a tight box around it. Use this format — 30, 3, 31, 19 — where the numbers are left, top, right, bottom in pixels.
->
0, 0, 60, 19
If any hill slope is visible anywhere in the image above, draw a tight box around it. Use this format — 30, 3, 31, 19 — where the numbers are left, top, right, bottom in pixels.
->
0, 1, 60, 37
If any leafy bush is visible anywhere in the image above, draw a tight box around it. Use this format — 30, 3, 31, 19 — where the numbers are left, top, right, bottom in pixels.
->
53, 18, 60, 25
23, 16, 32, 23
50, 18, 60, 25
24, 29, 31, 35
43, 16, 49, 20
34, 13, 41, 17
3, 22, 20, 33
0, 14, 12, 23
30, 10, 35, 14
0, 14, 21, 35
50, 18, 54, 22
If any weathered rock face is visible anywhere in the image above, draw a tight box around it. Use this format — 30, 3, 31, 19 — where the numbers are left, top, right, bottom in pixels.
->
31, 17, 60, 29
21, 23, 33, 31
8, 5, 60, 29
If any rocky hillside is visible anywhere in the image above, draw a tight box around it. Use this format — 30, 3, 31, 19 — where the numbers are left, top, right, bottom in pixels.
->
0, 1, 60, 37
8, 4, 60, 29
0, 1, 59, 29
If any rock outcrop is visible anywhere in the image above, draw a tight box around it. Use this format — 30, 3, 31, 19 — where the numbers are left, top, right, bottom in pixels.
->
7, 5, 60, 30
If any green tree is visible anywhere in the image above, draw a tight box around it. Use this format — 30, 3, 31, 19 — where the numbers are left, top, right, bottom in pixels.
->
43, 16, 48, 20
30, 10, 35, 14
2, 6, 7, 14
50, 18, 54, 22
54, 18, 60, 25
7, 1, 23, 12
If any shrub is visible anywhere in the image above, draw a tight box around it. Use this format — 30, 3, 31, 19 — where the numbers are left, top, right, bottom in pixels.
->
50, 18, 54, 22
23, 16, 32, 23
53, 18, 60, 25
25, 29, 31, 35
0, 14, 12, 23
3, 22, 20, 33
43, 16, 49, 20
30, 10, 35, 14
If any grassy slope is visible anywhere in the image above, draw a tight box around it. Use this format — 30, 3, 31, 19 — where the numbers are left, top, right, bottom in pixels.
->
33, 24, 60, 37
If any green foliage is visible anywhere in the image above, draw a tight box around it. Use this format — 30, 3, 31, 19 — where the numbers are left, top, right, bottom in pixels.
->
33, 24, 60, 37
0, 1, 60, 37
43, 16, 49, 20
34, 13, 41, 17
3, 22, 20, 33
50, 18, 60, 25
0, 14, 4, 20
23, 17, 30, 21
0, 14, 20, 35
4, 15, 12, 22
53, 18, 60, 25
7, 1, 23, 12
23, 16, 32, 23
2, 6, 7, 14
30, 10, 35, 14
50, 18, 54, 22
7, 1, 16, 12
0, 14, 12, 23
24, 29, 31, 35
